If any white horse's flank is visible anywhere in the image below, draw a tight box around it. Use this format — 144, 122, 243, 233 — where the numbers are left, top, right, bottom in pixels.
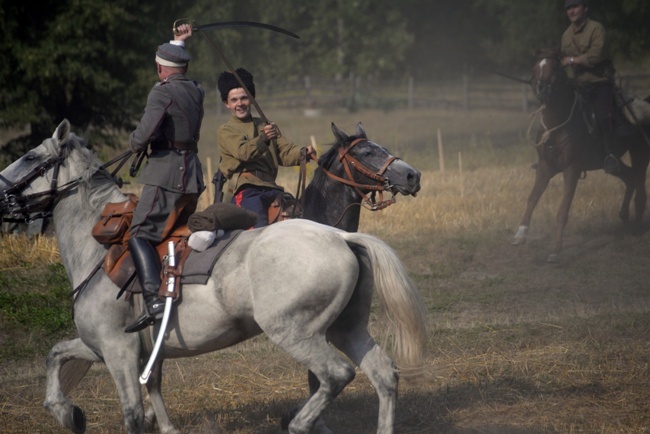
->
0, 120, 427, 434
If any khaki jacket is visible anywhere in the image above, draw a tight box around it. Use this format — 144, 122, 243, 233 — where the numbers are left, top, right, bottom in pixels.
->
217, 116, 304, 198
561, 18, 614, 86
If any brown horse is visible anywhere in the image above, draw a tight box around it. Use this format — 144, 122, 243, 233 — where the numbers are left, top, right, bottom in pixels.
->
512, 49, 650, 262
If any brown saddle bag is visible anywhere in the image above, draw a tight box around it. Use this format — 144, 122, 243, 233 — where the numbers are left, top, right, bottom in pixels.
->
92, 194, 138, 245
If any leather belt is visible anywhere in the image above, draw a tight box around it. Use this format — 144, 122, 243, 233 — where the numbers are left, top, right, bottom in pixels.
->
152, 141, 198, 152
240, 169, 275, 183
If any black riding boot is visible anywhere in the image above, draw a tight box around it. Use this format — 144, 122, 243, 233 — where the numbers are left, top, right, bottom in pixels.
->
124, 237, 165, 333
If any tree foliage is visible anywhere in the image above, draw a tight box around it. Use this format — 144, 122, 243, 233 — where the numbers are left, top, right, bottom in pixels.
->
0, 0, 184, 158
184, 0, 413, 87
1, 0, 650, 162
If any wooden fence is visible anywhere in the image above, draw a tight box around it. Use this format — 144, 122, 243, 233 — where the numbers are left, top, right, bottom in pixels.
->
213, 73, 650, 115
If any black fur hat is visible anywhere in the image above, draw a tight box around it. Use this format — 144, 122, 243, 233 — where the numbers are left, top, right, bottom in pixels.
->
218, 68, 255, 102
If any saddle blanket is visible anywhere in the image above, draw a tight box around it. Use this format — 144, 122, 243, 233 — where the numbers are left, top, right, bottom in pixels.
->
181, 229, 243, 285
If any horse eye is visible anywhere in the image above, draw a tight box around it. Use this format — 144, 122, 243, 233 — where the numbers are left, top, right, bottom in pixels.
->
25, 154, 36, 161
353, 148, 372, 158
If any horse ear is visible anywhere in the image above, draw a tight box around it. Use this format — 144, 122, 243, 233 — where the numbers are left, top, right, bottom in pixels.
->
331, 122, 348, 143
355, 122, 367, 138
53, 119, 71, 142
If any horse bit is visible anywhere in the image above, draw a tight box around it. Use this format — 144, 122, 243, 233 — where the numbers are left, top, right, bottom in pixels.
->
0, 144, 71, 223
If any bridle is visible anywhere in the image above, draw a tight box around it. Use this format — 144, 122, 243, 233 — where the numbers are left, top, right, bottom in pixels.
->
320, 137, 399, 212
532, 55, 561, 102
0, 143, 72, 223
0, 141, 131, 224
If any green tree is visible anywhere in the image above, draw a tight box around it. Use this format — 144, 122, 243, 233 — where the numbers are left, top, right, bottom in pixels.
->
183, 0, 413, 88
470, 0, 650, 76
0, 0, 184, 164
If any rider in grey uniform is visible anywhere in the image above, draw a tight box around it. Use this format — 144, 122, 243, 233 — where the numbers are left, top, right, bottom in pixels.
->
125, 24, 205, 333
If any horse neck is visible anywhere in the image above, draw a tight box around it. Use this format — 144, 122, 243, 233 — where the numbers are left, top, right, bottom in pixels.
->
52, 175, 126, 288
543, 79, 577, 127
303, 168, 362, 232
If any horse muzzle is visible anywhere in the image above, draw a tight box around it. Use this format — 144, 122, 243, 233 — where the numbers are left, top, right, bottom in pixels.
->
387, 165, 421, 197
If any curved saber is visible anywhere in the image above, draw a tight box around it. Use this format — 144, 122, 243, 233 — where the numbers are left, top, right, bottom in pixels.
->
194, 21, 300, 39
173, 19, 300, 39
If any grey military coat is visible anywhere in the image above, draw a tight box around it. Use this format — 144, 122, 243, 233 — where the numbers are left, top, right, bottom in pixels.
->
130, 73, 205, 194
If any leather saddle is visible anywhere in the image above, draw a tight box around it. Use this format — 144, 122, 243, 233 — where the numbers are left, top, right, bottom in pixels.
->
104, 226, 191, 301
93, 197, 256, 300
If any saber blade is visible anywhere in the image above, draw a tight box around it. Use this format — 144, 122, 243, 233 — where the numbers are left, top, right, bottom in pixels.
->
194, 21, 300, 39
140, 241, 176, 384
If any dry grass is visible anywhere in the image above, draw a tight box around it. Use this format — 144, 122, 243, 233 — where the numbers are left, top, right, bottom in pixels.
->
0, 234, 60, 270
1, 106, 650, 433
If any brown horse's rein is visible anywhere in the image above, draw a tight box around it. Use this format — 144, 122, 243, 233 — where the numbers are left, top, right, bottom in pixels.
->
534, 92, 579, 147
320, 138, 398, 212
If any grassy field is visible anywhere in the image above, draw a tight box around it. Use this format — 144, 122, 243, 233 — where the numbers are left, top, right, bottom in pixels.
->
1, 105, 649, 433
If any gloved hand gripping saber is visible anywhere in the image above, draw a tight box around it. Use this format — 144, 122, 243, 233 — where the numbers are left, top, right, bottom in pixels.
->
140, 241, 176, 384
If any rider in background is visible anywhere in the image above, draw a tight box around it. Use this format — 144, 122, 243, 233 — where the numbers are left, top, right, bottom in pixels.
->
560, 0, 619, 173
125, 24, 205, 333
216, 68, 314, 228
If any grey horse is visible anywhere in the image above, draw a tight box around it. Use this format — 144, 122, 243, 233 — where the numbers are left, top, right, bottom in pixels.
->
0, 119, 428, 434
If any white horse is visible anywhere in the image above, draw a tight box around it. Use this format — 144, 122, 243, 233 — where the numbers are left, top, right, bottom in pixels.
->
0, 119, 428, 434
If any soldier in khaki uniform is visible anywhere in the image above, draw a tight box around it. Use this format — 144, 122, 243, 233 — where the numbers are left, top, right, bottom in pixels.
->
125, 24, 205, 333
216, 68, 314, 227
560, 0, 619, 173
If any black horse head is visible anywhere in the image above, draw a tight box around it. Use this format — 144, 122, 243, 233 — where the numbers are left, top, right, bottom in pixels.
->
304, 122, 421, 231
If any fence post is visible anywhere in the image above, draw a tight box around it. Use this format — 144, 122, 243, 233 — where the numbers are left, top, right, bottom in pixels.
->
522, 83, 529, 113
216, 85, 223, 117
463, 73, 469, 110
305, 75, 312, 109
437, 128, 445, 175
348, 72, 356, 109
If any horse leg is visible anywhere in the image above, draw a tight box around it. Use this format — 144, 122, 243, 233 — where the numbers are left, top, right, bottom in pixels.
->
548, 168, 581, 262
143, 360, 180, 434
512, 164, 553, 245
281, 371, 331, 434
44, 338, 102, 433
628, 146, 649, 233
102, 344, 147, 433
632, 156, 648, 233
278, 336, 356, 434
329, 327, 398, 434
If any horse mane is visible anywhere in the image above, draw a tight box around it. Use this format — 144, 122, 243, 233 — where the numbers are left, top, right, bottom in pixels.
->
58, 132, 126, 210
308, 134, 365, 196
317, 134, 363, 171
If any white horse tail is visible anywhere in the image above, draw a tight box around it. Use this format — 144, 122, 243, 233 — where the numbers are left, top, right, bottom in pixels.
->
60, 360, 93, 395
341, 232, 428, 372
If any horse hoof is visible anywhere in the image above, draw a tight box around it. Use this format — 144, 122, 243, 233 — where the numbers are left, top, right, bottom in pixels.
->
511, 236, 526, 246
546, 253, 560, 263
280, 408, 299, 430
70, 405, 86, 434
